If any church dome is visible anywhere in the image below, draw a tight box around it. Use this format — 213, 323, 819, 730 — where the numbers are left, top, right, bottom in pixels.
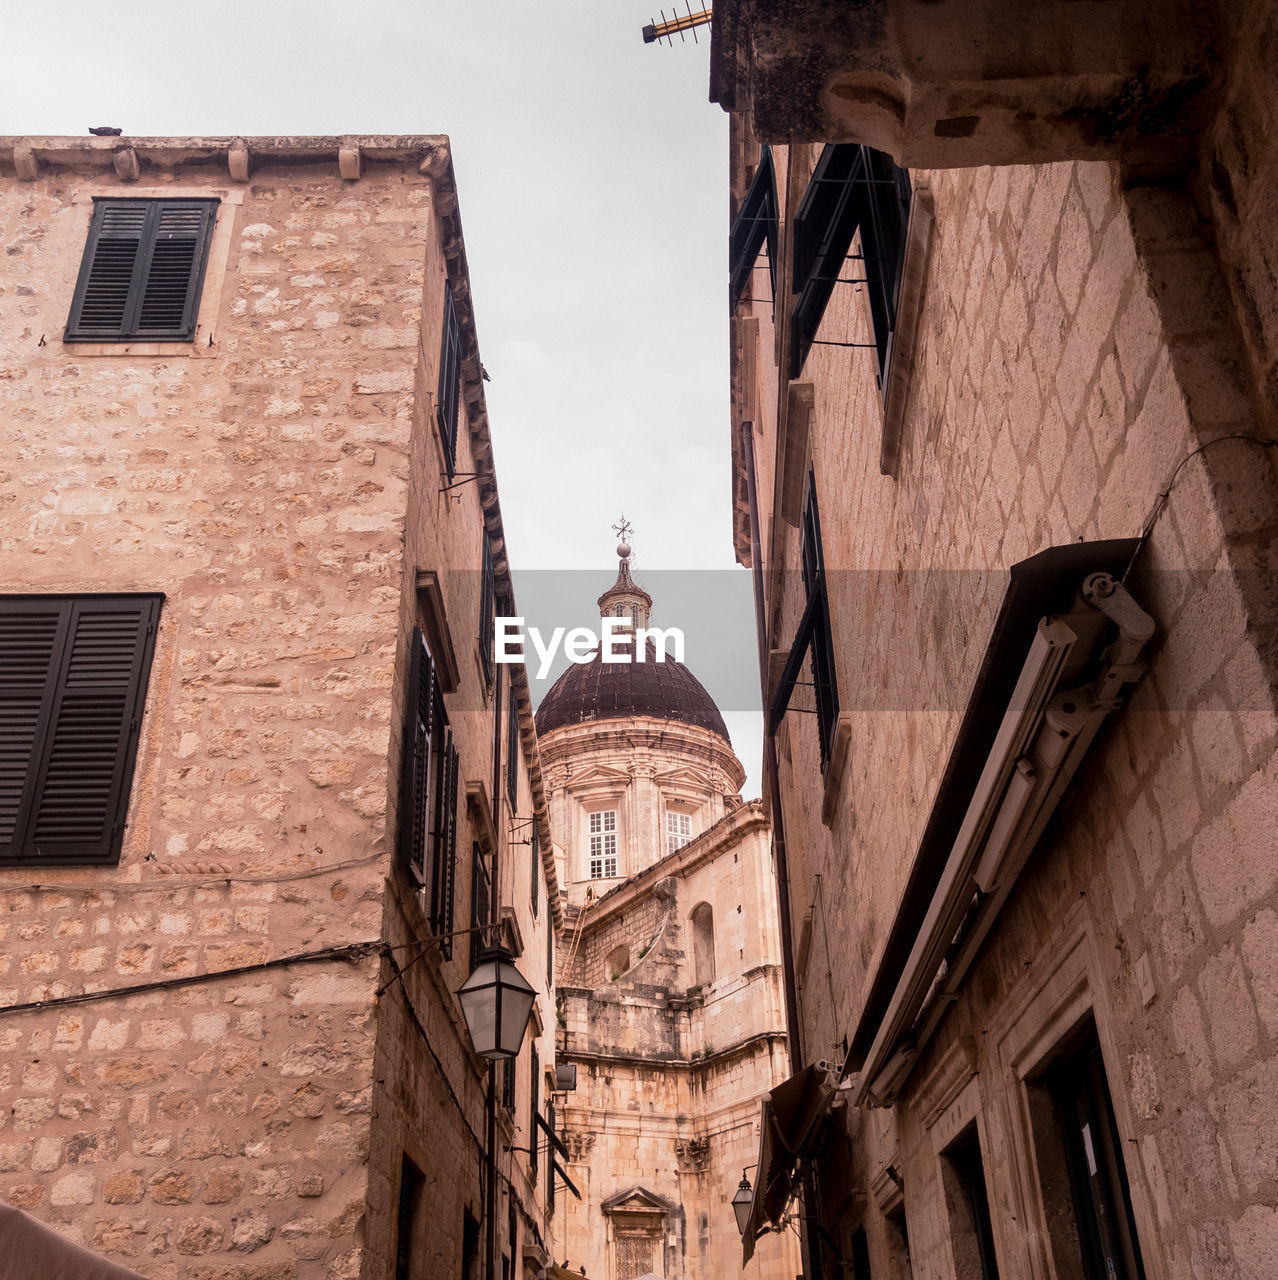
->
534, 533, 731, 744
535, 644, 731, 742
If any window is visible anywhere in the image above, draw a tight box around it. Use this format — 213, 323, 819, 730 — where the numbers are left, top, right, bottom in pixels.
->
768, 467, 840, 771
506, 684, 519, 809
616, 1237, 655, 1280
530, 820, 540, 918
530, 1042, 540, 1185
1044, 1031, 1148, 1280
395, 1156, 424, 1280
729, 145, 778, 312
941, 1126, 1000, 1280
461, 1209, 480, 1280
690, 903, 715, 987
850, 1227, 872, 1280
65, 198, 218, 343
665, 809, 692, 854
399, 629, 460, 955
790, 145, 911, 384
470, 842, 492, 969
0, 594, 162, 867
588, 810, 618, 879
502, 1054, 517, 1114
437, 281, 462, 476
479, 537, 495, 687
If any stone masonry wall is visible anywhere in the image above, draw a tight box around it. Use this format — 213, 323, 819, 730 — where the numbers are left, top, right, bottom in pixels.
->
0, 152, 435, 1278
750, 146, 1278, 1278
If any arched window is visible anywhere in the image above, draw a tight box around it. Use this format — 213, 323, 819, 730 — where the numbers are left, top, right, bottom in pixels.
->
691, 903, 715, 987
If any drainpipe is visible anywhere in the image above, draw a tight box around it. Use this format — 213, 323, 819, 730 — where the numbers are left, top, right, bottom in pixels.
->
486, 658, 503, 1280
743, 423, 824, 1280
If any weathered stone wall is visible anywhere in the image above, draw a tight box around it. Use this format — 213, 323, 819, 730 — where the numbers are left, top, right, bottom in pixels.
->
0, 141, 557, 1280
742, 142, 1278, 1279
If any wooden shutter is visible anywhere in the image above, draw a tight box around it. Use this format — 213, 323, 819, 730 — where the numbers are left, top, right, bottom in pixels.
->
436, 283, 462, 476
66, 199, 218, 342
479, 537, 495, 686
0, 595, 161, 866
432, 732, 459, 955
399, 629, 435, 888
728, 146, 778, 311
530, 1042, 540, 1184
530, 820, 540, 918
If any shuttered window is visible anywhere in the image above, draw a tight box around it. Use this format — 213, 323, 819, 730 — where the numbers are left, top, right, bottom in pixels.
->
437, 282, 462, 476
530, 819, 540, 918
65, 199, 219, 343
530, 1042, 540, 1185
399, 628, 459, 954
728, 145, 778, 311
506, 684, 519, 809
0, 594, 161, 867
790, 145, 911, 382
479, 537, 495, 687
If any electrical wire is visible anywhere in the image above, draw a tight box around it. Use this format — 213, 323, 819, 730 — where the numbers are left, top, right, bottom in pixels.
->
1124, 432, 1278, 580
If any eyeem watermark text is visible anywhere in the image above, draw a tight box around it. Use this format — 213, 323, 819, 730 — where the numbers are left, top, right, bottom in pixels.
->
495, 616, 685, 680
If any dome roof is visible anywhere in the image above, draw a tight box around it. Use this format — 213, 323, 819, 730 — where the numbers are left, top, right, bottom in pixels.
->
535, 643, 731, 743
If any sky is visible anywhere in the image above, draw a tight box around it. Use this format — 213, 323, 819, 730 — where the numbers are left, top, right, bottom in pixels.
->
1, 1, 764, 793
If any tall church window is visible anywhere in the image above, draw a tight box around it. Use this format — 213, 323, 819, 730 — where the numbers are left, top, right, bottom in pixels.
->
588, 809, 618, 879
666, 810, 693, 854
691, 902, 715, 987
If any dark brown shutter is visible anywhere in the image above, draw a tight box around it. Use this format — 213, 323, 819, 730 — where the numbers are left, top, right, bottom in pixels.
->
432, 732, 459, 956
479, 537, 495, 686
436, 283, 462, 476
66, 199, 218, 342
530, 820, 540, 918
1, 595, 161, 866
530, 1042, 540, 1184
399, 629, 435, 887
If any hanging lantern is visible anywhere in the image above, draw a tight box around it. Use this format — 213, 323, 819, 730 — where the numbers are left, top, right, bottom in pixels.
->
732, 1171, 755, 1236
457, 945, 536, 1060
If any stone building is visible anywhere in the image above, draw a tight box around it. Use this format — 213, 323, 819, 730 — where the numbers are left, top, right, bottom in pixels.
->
536, 548, 799, 1280
0, 135, 559, 1279
712, 4, 1278, 1280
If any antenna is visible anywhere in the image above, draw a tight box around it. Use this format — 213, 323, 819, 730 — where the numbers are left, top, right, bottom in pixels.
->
642, 3, 712, 45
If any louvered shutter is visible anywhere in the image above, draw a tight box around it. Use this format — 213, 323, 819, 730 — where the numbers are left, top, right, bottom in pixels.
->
479, 537, 495, 685
66, 199, 218, 342
436, 283, 462, 476
399, 629, 435, 888
530, 1042, 540, 1184
0, 595, 161, 867
433, 733, 460, 955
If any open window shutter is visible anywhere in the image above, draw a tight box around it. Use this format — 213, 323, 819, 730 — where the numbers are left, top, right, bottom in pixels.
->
729, 146, 778, 311
530, 1042, 540, 1184
400, 629, 435, 887
132, 202, 218, 340
66, 200, 217, 342
479, 537, 495, 685
0, 602, 69, 860
436, 283, 462, 475
531, 820, 540, 917
8, 596, 161, 866
433, 732, 460, 955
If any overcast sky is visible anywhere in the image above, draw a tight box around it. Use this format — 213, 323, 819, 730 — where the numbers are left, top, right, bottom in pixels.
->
1, 1, 764, 792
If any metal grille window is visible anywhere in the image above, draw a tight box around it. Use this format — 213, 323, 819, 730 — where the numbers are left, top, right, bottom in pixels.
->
399, 629, 460, 955
588, 810, 618, 879
616, 1237, 655, 1280
65, 199, 219, 343
437, 282, 462, 476
768, 467, 840, 771
666, 810, 693, 854
0, 594, 162, 867
729, 145, 778, 312
790, 144, 911, 384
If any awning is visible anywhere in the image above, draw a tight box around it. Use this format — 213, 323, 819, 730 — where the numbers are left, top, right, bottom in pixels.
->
0, 1204, 147, 1279
546, 1267, 590, 1280
741, 1064, 836, 1264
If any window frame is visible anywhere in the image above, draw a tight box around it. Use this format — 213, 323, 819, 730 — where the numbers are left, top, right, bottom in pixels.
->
65, 197, 220, 344
0, 593, 163, 868
665, 809, 693, 854
790, 144, 912, 385
587, 808, 619, 880
436, 281, 462, 477
399, 628, 459, 955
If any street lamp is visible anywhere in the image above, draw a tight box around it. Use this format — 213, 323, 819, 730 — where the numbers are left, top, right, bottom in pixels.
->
732, 1169, 755, 1236
457, 944, 536, 1060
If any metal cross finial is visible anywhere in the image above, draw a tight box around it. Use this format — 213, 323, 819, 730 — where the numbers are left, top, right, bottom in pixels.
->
612, 514, 633, 543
